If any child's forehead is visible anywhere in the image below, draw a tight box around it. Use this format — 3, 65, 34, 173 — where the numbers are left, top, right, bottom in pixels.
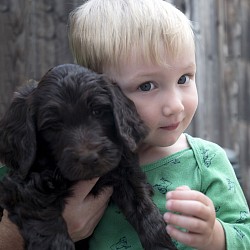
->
109, 39, 196, 71
105, 42, 196, 81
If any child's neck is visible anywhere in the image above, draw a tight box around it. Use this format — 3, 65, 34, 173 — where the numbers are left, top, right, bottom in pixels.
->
138, 133, 190, 165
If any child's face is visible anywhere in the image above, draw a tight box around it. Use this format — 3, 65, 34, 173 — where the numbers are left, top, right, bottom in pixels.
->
106, 45, 198, 148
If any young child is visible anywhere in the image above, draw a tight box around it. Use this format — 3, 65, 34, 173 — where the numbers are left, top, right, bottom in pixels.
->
68, 0, 250, 249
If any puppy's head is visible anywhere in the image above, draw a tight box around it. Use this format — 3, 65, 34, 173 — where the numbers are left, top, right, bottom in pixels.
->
0, 64, 148, 180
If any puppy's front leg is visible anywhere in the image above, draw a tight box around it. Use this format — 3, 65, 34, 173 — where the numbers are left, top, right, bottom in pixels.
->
17, 216, 75, 250
112, 155, 177, 250
1, 176, 75, 250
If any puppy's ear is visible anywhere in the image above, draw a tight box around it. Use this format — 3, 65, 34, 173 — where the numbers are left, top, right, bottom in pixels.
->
0, 80, 37, 178
109, 84, 148, 152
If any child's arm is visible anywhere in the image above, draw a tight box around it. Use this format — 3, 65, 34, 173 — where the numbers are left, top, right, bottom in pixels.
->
0, 210, 24, 250
164, 186, 225, 250
164, 140, 250, 250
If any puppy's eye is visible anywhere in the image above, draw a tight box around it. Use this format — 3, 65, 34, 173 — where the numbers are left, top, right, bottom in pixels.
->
92, 109, 103, 116
91, 106, 112, 118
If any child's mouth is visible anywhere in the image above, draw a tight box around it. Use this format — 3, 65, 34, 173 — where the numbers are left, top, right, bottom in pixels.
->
160, 122, 180, 131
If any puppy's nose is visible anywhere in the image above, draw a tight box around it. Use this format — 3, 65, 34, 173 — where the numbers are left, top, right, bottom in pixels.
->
79, 153, 98, 165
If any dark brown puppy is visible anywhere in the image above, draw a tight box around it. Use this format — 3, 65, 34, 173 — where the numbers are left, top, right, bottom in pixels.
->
0, 64, 176, 250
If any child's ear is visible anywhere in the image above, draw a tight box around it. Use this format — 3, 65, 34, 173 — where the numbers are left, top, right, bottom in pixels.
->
0, 81, 37, 179
108, 84, 148, 152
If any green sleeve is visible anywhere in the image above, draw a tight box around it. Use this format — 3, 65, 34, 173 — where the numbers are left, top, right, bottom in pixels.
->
193, 138, 250, 250
0, 165, 8, 180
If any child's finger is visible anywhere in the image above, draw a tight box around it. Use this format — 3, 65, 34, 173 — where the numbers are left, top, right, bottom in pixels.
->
175, 185, 191, 191
166, 199, 212, 220
164, 212, 207, 234
166, 224, 204, 247
166, 189, 212, 207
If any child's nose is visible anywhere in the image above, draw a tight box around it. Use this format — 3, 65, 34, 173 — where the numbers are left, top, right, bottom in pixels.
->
162, 92, 184, 116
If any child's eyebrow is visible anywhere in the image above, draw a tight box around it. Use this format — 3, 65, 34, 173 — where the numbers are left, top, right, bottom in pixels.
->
183, 63, 196, 71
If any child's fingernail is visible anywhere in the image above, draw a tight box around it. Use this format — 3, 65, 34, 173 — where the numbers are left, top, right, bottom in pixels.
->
166, 191, 172, 199
166, 200, 172, 209
176, 185, 190, 191
164, 212, 170, 222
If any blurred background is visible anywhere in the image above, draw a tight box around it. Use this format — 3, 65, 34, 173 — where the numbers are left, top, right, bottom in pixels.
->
0, 0, 249, 202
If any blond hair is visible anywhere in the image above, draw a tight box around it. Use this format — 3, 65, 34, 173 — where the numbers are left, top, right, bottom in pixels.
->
68, 0, 194, 73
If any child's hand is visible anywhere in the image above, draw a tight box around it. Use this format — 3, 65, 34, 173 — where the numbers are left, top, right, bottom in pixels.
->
63, 178, 113, 242
164, 186, 225, 250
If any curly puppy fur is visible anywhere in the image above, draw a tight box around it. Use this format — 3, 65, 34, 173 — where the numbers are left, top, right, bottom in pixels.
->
0, 64, 176, 250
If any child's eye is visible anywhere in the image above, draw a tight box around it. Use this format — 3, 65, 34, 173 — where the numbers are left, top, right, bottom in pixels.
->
138, 82, 155, 92
178, 75, 190, 84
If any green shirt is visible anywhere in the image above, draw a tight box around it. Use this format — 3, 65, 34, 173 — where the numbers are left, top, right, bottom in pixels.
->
89, 134, 250, 249
0, 165, 8, 180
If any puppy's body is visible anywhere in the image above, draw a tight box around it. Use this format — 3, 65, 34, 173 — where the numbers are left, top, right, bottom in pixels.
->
0, 64, 176, 250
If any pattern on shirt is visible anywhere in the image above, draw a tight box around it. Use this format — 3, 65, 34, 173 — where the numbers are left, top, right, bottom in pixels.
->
226, 178, 236, 193
153, 177, 172, 194
115, 208, 122, 214
236, 211, 249, 223
200, 148, 216, 168
169, 158, 181, 165
233, 226, 245, 240
172, 239, 179, 248
215, 206, 221, 213
110, 237, 131, 249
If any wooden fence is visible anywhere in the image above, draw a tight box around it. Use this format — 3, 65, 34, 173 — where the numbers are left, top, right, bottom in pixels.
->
0, 0, 250, 202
